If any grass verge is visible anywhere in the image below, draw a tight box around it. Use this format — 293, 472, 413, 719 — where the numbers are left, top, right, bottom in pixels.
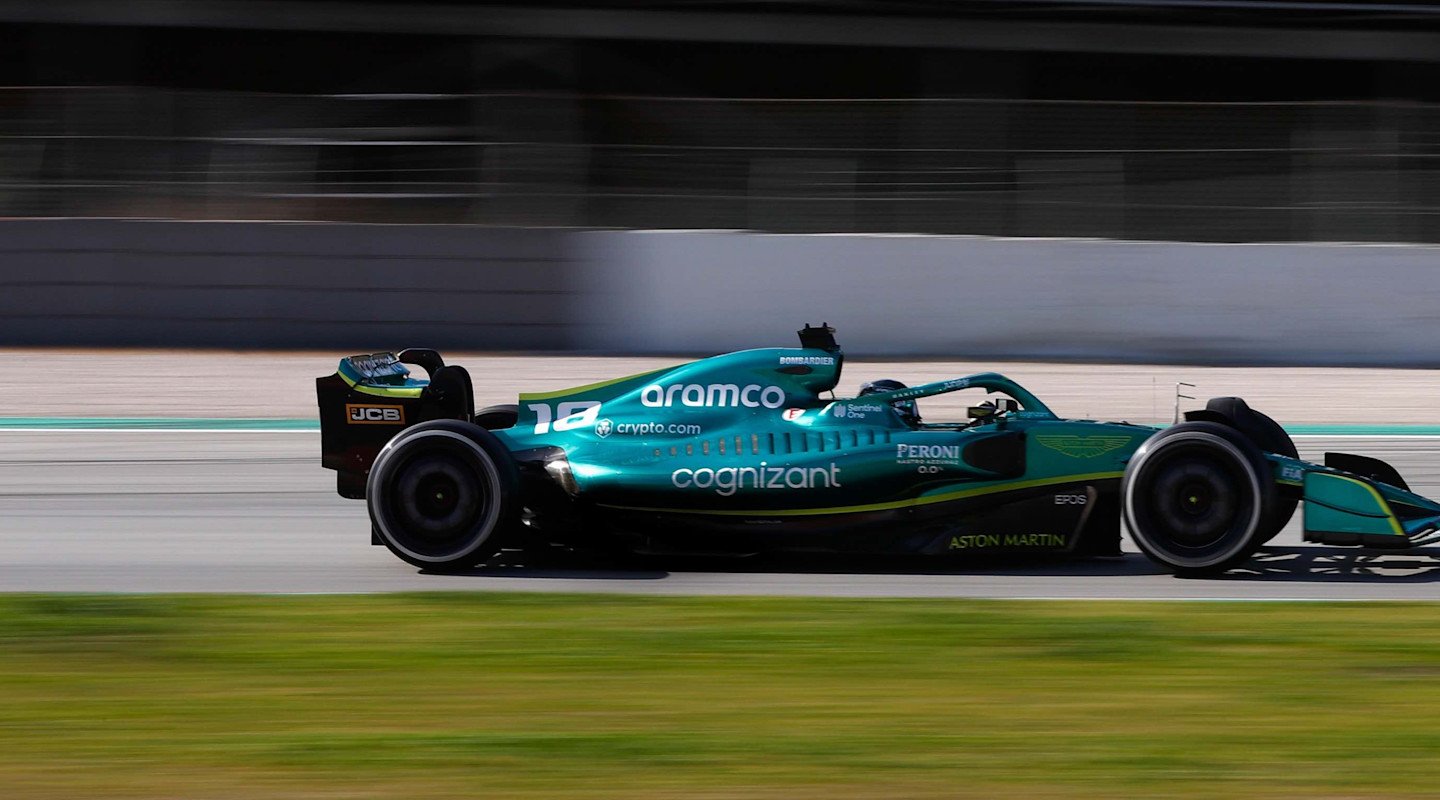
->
1, 593, 1438, 799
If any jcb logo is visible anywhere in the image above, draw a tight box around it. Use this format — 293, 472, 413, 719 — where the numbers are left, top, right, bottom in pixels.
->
346, 404, 405, 425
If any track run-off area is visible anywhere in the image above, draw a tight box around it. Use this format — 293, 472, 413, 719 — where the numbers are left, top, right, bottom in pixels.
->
5, 350, 1440, 599
3, 426, 1440, 599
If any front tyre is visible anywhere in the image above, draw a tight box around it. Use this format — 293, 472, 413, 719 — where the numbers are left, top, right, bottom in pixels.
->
367, 420, 519, 570
1122, 422, 1275, 576
1202, 399, 1298, 544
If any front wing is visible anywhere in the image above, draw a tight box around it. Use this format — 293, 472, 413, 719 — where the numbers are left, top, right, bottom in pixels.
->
1284, 453, 1440, 548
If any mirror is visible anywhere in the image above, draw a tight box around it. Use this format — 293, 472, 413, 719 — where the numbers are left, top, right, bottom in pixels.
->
968, 398, 1020, 420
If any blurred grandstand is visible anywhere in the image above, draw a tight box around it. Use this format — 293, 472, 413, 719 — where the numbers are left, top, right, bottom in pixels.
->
4, 0, 1440, 242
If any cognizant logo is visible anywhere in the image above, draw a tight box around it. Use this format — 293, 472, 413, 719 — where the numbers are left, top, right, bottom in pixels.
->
671, 462, 842, 496
641, 383, 786, 409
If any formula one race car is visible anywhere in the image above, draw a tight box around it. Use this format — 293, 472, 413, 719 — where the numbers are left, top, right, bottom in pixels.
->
316, 325, 1440, 576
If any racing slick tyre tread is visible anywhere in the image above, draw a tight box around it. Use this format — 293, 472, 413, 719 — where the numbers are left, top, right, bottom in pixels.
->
1258, 493, 1299, 545
473, 404, 519, 431
366, 420, 520, 571
1244, 407, 1298, 544
1122, 421, 1277, 577
1203, 399, 1298, 544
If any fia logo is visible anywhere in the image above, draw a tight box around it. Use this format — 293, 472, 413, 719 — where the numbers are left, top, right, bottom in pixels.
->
594, 418, 614, 438
345, 404, 404, 425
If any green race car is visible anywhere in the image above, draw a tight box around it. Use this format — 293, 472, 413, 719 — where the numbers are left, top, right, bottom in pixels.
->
316, 324, 1440, 576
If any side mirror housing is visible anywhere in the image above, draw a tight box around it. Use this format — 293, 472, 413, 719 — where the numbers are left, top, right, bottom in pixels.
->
968, 398, 1020, 419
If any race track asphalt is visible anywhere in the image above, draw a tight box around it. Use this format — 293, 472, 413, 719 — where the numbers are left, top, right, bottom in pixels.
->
3, 430, 1439, 599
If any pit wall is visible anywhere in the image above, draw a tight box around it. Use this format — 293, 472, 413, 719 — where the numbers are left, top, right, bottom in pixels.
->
3, 220, 1438, 365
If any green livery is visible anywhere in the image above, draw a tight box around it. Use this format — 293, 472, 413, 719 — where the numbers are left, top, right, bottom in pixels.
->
315, 325, 1440, 576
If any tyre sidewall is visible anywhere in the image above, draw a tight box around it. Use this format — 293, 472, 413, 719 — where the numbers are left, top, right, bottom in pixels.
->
1204, 403, 1298, 544
1123, 422, 1274, 574
367, 420, 519, 569
1249, 408, 1299, 544
473, 404, 519, 431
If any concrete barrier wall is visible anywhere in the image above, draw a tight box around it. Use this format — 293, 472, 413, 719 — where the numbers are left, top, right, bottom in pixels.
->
582, 231, 1440, 365
3, 221, 1440, 364
0, 220, 578, 350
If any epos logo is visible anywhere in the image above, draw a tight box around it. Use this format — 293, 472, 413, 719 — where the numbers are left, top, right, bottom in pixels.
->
346, 404, 405, 425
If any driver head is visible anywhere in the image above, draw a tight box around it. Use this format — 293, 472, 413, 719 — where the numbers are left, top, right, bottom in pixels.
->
859, 378, 921, 426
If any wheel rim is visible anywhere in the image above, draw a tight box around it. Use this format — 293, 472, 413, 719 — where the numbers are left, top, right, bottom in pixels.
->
394, 455, 485, 541
1125, 432, 1262, 568
369, 430, 504, 564
1150, 457, 1238, 549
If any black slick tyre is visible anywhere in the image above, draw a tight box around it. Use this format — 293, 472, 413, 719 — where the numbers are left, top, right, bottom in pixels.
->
1202, 399, 1298, 545
1122, 422, 1276, 576
367, 420, 519, 570
1258, 497, 1300, 545
1245, 407, 1298, 544
474, 404, 519, 431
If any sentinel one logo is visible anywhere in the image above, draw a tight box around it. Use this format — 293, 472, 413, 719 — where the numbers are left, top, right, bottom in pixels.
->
641, 383, 786, 409
833, 402, 886, 419
672, 462, 842, 496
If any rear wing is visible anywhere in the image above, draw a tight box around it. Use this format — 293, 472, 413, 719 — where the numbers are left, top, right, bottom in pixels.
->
316, 349, 473, 497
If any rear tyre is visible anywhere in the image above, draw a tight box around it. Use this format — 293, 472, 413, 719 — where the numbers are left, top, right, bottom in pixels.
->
1123, 422, 1275, 576
473, 404, 519, 431
367, 420, 519, 570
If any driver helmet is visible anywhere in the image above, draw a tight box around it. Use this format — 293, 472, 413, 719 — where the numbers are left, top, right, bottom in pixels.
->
859, 378, 921, 426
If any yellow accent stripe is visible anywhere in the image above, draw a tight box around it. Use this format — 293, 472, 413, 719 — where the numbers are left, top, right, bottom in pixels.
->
355, 384, 424, 399
598, 471, 1124, 518
518, 366, 676, 402
336, 370, 425, 399
1328, 473, 1406, 536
